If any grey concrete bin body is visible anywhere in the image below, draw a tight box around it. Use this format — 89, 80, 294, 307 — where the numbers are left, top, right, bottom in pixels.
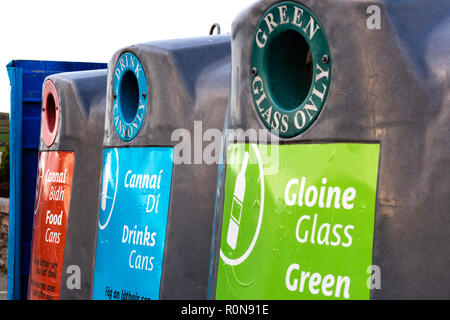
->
92, 35, 230, 300
29, 70, 107, 300
209, 0, 450, 300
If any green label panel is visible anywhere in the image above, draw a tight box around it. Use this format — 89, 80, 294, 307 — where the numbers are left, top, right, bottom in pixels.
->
216, 143, 380, 300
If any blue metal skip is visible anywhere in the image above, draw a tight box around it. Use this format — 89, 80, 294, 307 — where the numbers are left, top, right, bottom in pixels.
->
6, 60, 107, 300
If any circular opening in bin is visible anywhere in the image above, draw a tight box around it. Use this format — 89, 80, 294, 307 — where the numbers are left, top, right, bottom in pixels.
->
42, 80, 60, 147
118, 70, 139, 124
266, 30, 312, 111
45, 93, 57, 133
251, 1, 332, 139
113, 52, 147, 142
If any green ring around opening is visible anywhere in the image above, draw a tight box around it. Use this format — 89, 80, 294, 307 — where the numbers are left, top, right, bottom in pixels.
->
251, 1, 332, 138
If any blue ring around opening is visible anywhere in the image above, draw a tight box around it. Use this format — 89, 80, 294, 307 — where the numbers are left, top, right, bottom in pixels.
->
113, 52, 148, 142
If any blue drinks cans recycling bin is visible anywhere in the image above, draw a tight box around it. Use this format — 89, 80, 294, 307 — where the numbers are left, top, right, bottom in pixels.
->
92, 35, 231, 300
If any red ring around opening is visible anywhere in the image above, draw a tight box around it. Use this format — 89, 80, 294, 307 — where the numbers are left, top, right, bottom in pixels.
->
42, 80, 60, 147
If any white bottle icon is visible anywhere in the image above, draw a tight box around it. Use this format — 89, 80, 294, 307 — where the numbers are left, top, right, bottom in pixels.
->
226, 151, 249, 250
101, 152, 112, 211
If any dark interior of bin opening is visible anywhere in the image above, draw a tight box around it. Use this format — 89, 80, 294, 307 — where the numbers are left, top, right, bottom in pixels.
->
266, 30, 313, 111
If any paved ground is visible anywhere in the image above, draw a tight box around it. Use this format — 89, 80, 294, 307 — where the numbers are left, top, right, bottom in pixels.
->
0, 272, 6, 300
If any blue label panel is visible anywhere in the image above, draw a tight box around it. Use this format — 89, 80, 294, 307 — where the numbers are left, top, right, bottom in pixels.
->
93, 147, 173, 300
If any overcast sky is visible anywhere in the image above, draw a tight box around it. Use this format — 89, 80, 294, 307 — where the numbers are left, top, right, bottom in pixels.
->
0, 0, 256, 114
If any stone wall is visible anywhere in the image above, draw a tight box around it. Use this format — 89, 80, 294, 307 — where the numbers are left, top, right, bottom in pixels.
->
0, 198, 8, 273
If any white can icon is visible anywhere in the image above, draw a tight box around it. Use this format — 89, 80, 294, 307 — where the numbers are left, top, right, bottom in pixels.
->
101, 152, 112, 211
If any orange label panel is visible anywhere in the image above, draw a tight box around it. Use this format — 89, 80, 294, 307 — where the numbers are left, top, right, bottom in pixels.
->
28, 151, 75, 300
